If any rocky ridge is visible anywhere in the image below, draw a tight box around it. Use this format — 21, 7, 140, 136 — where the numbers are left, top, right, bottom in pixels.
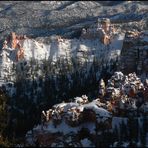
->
0, 1, 147, 42
25, 72, 148, 147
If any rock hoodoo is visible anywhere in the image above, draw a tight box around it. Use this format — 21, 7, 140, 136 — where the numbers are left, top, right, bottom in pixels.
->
25, 72, 148, 147
80, 18, 116, 45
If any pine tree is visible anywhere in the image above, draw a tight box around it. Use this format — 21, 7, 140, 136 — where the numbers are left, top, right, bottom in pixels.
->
141, 116, 147, 147
0, 89, 11, 146
112, 125, 119, 145
0, 90, 8, 136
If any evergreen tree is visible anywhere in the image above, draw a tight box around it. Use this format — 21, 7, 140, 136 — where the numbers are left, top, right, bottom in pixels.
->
0, 89, 12, 146
141, 116, 147, 147
112, 125, 119, 144
0, 90, 8, 137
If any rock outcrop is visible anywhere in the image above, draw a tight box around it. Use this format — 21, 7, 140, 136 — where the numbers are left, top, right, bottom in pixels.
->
0, 25, 125, 97
26, 96, 112, 146
119, 30, 148, 75
25, 72, 148, 147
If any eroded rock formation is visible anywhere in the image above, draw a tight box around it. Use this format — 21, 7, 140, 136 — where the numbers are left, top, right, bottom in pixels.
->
119, 30, 148, 75
25, 72, 148, 147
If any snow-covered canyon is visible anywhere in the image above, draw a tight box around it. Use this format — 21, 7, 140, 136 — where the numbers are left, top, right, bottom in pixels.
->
0, 1, 147, 147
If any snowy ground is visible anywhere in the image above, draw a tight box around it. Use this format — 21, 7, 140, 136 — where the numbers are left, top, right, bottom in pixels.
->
0, 1, 147, 40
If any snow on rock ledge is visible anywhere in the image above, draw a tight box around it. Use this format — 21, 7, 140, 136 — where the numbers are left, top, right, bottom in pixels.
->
0, 30, 124, 79
26, 95, 112, 146
25, 72, 148, 147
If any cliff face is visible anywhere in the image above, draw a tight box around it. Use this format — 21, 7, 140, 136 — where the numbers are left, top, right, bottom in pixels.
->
119, 31, 148, 75
1, 27, 148, 99
0, 30, 125, 98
